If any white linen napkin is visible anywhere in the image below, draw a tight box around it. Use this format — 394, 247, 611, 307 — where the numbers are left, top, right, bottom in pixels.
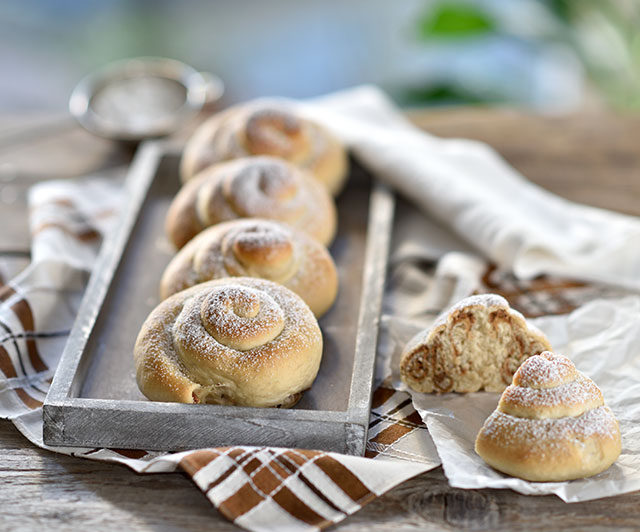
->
302, 86, 640, 291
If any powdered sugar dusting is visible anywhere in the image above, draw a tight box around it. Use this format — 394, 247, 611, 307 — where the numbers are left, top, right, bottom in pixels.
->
500, 374, 602, 413
189, 156, 335, 245
200, 285, 285, 351
480, 406, 619, 445
136, 277, 322, 405
172, 279, 319, 369
514, 351, 575, 389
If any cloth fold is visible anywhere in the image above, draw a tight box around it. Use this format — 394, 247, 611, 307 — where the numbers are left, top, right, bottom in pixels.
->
305, 86, 640, 291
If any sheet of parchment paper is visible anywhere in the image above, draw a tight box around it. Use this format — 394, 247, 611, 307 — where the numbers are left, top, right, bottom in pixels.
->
384, 296, 640, 502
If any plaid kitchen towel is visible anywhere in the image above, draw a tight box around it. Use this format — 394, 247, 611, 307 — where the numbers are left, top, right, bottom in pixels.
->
0, 175, 440, 532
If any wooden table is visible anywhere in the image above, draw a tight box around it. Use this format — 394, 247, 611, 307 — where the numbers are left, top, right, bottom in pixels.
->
2, 109, 640, 531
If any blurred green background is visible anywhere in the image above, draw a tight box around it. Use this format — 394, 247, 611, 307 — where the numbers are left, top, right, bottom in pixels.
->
1, 0, 639, 111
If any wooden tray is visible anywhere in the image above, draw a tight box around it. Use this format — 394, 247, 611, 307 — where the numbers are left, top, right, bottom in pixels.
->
43, 141, 395, 455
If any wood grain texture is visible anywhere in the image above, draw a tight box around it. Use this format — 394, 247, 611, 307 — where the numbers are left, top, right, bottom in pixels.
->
3, 420, 640, 531
0, 422, 236, 531
408, 107, 640, 217
2, 108, 640, 530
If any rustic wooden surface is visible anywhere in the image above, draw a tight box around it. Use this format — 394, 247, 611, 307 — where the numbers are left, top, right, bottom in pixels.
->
2, 107, 640, 530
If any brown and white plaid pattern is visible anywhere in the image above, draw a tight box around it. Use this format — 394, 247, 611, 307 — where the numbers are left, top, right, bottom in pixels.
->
366, 383, 437, 463
480, 264, 631, 318
184, 447, 393, 530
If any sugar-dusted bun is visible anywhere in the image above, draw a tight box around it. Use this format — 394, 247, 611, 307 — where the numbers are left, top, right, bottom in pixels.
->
134, 278, 323, 407
166, 156, 337, 249
475, 352, 621, 481
160, 219, 338, 317
181, 99, 348, 195
400, 294, 552, 394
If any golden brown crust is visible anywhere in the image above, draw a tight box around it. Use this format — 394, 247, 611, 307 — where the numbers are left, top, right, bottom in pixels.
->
134, 277, 323, 407
166, 156, 337, 249
475, 352, 621, 481
475, 407, 621, 481
180, 99, 348, 195
400, 294, 552, 394
160, 219, 338, 317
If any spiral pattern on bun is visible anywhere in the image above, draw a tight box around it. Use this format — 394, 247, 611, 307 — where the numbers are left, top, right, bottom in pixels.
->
160, 219, 338, 317
166, 156, 337, 249
134, 278, 323, 408
475, 352, 621, 481
180, 99, 348, 195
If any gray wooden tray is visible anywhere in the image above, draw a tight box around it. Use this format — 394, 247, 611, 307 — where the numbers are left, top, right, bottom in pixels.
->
43, 141, 395, 455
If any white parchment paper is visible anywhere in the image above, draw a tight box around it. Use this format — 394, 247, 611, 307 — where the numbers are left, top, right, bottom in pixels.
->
387, 296, 640, 502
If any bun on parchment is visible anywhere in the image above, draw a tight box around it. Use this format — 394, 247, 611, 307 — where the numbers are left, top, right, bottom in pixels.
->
475, 351, 621, 481
400, 294, 552, 394
180, 99, 348, 195
160, 218, 338, 317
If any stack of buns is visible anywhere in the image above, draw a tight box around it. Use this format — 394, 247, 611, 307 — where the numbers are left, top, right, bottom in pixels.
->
134, 99, 348, 408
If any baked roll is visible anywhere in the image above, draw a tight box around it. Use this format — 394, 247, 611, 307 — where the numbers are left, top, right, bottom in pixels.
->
400, 294, 551, 394
475, 351, 621, 481
166, 156, 337, 249
134, 278, 323, 408
160, 218, 338, 317
180, 99, 348, 194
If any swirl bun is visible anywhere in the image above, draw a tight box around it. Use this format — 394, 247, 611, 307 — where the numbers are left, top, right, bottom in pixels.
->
166, 156, 337, 249
400, 294, 551, 394
134, 278, 323, 408
160, 219, 338, 317
180, 99, 348, 195
475, 352, 621, 481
